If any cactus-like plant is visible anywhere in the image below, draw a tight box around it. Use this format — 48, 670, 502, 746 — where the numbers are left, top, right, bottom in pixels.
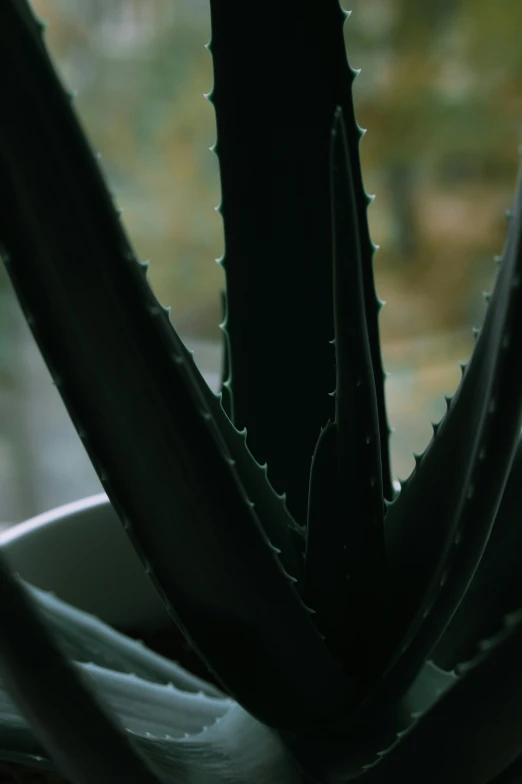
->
0, 0, 522, 782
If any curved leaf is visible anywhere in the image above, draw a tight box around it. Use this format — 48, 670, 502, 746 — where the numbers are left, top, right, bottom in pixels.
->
218, 290, 233, 420
434, 432, 522, 669
0, 0, 353, 731
0, 557, 161, 783
0, 664, 303, 783
280, 658, 456, 782
357, 610, 522, 784
284, 611, 522, 782
26, 582, 225, 698
378, 164, 522, 692
488, 748, 522, 783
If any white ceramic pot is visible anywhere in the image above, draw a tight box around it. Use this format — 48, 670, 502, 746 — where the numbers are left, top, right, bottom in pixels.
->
0, 494, 170, 632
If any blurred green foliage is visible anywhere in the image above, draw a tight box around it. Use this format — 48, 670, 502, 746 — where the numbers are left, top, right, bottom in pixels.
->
23, 0, 522, 345
348, 0, 522, 337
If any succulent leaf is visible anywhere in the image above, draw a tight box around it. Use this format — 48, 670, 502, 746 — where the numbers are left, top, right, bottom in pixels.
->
1, 0, 521, 781
357, 610, 522, 784
0, 661, 301, 783
378, 165, 522, 693
434, 431, 522, 669
0, 0, 353, 732
0, 558, 160, 783
488, 750, 522, 783
173, 337, 306, 583
207, 0, 393, 525
218, 289, 233, 420
26, 582, 225, 698
304, 109, 387, 675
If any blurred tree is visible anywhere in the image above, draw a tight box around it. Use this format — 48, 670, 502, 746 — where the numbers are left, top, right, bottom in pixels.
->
347, 0, 521, 335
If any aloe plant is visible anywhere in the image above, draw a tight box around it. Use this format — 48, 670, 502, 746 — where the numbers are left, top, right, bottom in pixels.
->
0, 0, 522, 782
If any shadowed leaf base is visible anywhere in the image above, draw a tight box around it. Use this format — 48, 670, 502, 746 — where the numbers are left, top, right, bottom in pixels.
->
0, 764, 68, 783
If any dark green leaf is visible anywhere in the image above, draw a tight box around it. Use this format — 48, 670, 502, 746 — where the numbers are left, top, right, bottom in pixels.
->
0, 555, 161, 783
218, 289, 233, 419
434, 432, 522, 669
0, 0, 353, 731
379, 164, 522, 692
359, 611, 522, 784
208, 0, 393, 524
304, 109, 387, 675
